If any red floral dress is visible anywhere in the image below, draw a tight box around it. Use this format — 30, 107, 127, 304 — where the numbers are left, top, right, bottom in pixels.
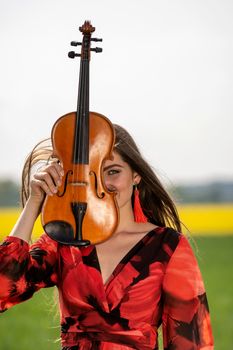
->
0, 227, 214, 349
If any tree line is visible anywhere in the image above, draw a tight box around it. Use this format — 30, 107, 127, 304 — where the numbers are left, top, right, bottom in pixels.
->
0, 179, 21, 207
0, 178, 233, 207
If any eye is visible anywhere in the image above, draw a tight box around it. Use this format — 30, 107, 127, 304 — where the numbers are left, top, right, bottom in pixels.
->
107, 169, 120, 176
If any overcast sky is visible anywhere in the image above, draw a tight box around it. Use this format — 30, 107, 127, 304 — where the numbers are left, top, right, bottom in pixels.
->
1, 0, 232, 185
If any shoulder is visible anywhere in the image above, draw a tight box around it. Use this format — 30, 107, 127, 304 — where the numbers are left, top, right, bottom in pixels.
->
153, 227, 197, 265
152, 226, 181, 246
145, 226, 183, 262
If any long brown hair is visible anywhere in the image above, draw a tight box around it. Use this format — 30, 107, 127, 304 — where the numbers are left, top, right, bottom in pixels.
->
113, 124, 181, 232
21, 124, 181, 232
21, 138, 53, 207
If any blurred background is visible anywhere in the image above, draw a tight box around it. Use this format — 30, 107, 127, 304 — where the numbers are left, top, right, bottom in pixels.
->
0, 0, 232, 349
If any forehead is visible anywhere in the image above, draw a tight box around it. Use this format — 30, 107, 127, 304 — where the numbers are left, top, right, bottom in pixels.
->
104, 151, 127, 168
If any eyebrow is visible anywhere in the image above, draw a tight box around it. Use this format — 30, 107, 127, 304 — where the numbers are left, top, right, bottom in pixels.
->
103, 164, 124, 171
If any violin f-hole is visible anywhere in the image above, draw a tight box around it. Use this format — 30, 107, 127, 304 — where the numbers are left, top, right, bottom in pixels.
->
89, 170, 105, 199
57, 170, 73, 197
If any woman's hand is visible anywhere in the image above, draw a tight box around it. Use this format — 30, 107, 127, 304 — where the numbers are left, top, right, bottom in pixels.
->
9, 161, 64, 243
29, 161, 64, 205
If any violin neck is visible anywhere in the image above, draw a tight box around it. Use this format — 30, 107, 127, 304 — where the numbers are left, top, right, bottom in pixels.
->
73, 58, 90, 164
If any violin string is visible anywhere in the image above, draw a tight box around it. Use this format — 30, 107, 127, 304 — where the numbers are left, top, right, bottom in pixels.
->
74, 47, 84, 203
84, 58, 88, 204
82, 42, 90, 206
82, 60, 86, 177
77, 55, 86, 203
82, 58, 87, 199
85, 58, 89, 164
72, 34, 90, 209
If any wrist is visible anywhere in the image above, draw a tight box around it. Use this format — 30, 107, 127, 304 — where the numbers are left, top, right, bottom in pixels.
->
10, 196, 43, 242
26, 196, 44, 217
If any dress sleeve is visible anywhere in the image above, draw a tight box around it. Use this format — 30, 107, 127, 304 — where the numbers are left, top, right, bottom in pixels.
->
0, 234, 58, 312
162, 234, 214, 350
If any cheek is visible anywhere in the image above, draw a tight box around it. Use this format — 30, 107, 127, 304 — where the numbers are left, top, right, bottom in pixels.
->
115, 177, 133, 193
117, 180, 134, 202
104, 176, 120, 191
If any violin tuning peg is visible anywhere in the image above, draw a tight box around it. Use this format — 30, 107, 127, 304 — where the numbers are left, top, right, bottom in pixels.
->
68, 51, 81, 59
71, 41, 82, 46
91, 47, 103, 53
91, 38, 103, 42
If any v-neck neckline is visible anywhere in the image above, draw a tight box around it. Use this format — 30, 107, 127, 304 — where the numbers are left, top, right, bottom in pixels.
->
94, 227, 159, 288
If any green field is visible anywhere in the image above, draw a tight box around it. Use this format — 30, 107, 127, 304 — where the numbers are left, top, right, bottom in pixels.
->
0, 235, 232, 349
193, 236, 233, 349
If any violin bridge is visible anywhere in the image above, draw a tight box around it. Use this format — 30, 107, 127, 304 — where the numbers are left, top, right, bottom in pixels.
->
70, 181, 88, 186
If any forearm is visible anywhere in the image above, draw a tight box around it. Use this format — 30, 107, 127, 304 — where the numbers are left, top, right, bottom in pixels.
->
9, 197, 42, 243
1, 223, 58, 311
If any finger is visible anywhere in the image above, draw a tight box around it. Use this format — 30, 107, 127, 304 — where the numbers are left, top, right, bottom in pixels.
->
46, 165, 63, 187
31, 178, 53, 197
46, 161, 64, 180
49, 159, 64, 176
34, 172, 58, 194
38, 161, 64, 187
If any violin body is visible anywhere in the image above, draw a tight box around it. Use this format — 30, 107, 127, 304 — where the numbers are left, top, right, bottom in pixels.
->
42, 111, 118, 245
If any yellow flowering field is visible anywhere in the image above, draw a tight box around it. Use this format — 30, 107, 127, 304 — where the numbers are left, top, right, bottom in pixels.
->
178, 204, 233, 235
0, 204, 233, 241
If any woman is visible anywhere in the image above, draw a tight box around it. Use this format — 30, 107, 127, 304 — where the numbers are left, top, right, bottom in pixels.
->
0, 124, 214, 349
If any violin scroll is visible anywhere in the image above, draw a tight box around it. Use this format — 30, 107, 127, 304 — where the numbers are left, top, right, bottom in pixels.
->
68, 21, 102, 61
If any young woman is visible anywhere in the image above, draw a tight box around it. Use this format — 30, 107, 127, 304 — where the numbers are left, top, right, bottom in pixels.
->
0, 124, 214, 349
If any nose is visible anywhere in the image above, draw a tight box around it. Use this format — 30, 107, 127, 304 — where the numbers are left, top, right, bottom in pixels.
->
104, 178, 116, 193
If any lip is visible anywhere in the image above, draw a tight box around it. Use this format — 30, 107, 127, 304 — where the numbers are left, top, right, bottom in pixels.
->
106, 186, 116, 191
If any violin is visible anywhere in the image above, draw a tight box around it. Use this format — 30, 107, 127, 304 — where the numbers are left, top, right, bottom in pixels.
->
41, 21, 119, 246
